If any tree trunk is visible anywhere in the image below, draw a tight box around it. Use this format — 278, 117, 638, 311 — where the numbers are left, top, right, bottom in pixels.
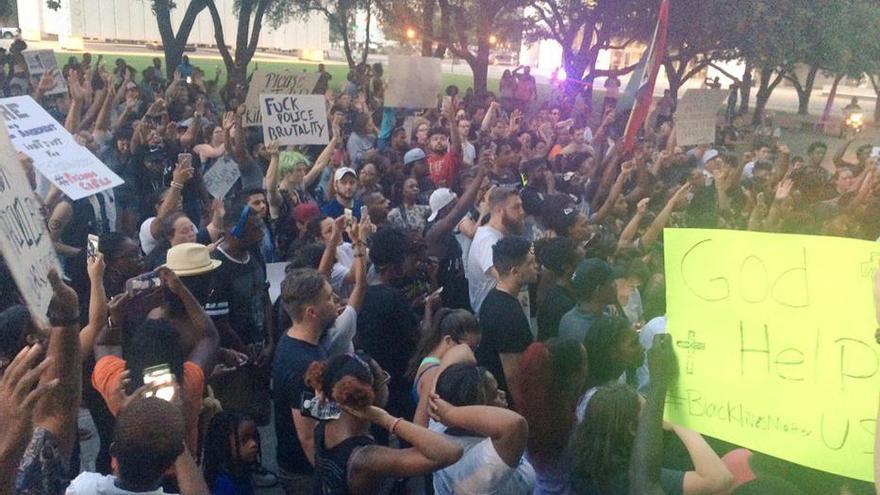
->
360, 6, 371, 65
752, 66, 781, 125
818, 73, 844, 129
795, 65, 819, 115
421, 0, 435, 57
154, 0, 206, 79
739, 60, 753, 115
869, 75, 880, 124
471, 46, 489, 95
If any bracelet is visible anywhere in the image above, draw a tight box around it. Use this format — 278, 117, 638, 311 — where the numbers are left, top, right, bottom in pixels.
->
388, 417, 403, 436
170, 181, 184, 190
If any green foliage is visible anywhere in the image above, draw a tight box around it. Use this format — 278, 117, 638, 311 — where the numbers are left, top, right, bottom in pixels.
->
0, 0, 16, 19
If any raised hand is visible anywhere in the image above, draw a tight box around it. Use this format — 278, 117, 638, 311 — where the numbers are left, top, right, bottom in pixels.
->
648, 333, 678, 387
47, 269, 79, 326
0, 343, 58, 460
775, 178, 794, 201
636, 197, 650, 214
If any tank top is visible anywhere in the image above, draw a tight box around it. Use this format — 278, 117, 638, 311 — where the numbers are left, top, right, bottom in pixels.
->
313, 421, 375, 495
411, 357, 442, 403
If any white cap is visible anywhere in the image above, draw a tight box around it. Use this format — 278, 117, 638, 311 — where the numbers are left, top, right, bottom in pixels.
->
334, 167, 357, 181
428, 188, 457, 222
702, 149, 719, 166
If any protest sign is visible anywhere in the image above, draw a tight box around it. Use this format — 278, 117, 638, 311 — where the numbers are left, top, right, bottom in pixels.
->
0, 122, 60, 326
663, 228, 880, 481
384, 55, 442, 109
202, 155, 241, 199
23, 49, 67, 96
0, 96, 123, 200
243, 71, 319, 126
260, 94, 329, 146
674, 88, 727, 147
266, 262, 290, 304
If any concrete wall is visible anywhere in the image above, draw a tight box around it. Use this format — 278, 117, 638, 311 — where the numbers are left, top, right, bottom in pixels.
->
18, 0, 329, 56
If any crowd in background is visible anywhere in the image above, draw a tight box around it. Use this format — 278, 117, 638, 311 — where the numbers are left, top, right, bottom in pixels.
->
1, 36, 880, 495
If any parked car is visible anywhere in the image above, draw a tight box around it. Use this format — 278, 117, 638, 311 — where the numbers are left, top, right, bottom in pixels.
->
0, 27, 19, 39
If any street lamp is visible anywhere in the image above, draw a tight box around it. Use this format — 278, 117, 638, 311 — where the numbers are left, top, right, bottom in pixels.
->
406, 28, 417, 40
488, 34, 498, 45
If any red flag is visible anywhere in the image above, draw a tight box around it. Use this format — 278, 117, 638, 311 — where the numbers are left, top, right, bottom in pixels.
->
622, 0, 669, 152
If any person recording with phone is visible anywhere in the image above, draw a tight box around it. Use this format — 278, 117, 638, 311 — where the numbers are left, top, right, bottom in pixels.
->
92, 247, 220, 454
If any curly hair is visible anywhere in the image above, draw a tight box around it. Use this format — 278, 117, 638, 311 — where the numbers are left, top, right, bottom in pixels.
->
571, 384, 640, 489
202, 411, 260, 488
114, 397, 186, 485
305, 352, 379, 410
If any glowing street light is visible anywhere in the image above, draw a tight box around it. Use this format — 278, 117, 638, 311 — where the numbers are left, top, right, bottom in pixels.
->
488, 34, 498, 45
406, 28, 417, 40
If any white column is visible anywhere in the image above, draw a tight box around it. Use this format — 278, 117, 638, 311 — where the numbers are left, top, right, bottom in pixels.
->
16, 0, 43, 41
58, 0, 86, 50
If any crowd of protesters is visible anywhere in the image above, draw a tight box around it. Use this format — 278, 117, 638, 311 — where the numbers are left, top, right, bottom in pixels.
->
1, 35, 880, 495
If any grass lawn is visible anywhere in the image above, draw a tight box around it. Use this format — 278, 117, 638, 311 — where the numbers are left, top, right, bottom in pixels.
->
53, 50, 502, 94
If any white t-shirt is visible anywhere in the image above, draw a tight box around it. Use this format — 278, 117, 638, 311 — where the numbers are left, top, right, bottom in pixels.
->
741, 160, 757, 179
139, 217, 159, 255
462, 140, 476, 167
637, 315, 667, 394
66, 472, 172, 494
467, 225, 504, 314
320, 305, 357, 357
432, 430, 535, 495
330, 243, 355, 298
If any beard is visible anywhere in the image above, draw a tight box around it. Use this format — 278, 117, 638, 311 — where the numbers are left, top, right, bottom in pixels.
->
502, 212, 524, 235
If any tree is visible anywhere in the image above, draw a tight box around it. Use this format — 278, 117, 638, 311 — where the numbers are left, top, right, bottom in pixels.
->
662, 0, 738, 101
152, 0, 208, 79
290, 0, 373, 69
378, 0, 529, 95
0, 0, 17, 21
203, 0, 277, 88
522, 0, 657, 99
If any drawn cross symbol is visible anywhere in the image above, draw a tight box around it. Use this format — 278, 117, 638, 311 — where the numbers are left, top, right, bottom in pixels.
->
675, 330, 706, 375
860, 252, 880, 277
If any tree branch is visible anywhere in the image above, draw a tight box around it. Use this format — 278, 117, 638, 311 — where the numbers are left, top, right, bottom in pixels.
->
204, 0, 234, 69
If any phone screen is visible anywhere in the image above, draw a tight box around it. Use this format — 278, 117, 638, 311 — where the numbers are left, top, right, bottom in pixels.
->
87, 234, 99, 261
143, 364, 176, 401
125, 271, 162, 297
178, 153, 192, 167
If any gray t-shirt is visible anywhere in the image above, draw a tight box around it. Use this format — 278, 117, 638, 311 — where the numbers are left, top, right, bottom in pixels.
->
558, 307, 598, 343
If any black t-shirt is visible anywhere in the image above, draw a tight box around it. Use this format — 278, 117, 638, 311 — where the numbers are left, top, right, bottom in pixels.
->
356, 284, 419, 417
476, 288, 533, 394
571, 467, 684, 495
537, 283, 575, 341
206, 248, 267, 349
272, 334, 325, 474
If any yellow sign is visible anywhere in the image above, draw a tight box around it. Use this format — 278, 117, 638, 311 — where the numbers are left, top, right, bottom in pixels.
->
663, 228, 880, 482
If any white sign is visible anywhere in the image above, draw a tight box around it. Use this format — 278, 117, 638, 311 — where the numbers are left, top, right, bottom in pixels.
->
260, 94, 329, 146
266, 262, 290, 304
23, 49, 67, 96
203, 155, 242, 199
0, 123, 61, 325
0, 96, 124, 200
244, 71, 319, 126
385, 55, 442, 109
675, 89, 728, 147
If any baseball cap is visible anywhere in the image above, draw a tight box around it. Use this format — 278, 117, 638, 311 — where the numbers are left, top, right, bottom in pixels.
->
404, 148, 427, 166
570, 258, 617, 299
334, 167, 357, 181
427, 188, 457, 222
702, 149, 719, 165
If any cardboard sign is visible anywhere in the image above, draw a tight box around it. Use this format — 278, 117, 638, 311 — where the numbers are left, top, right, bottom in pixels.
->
260, 94, 329, 146
266, 262, 290, 304
384, 55, 442, 109
0, 96, 123, 200
243, 71, 319, 126
674, 89, 727, 147
202, 155, 241, 199
663, 228, 879, 481
0, 123, 61, 326
23, 49, 67, 96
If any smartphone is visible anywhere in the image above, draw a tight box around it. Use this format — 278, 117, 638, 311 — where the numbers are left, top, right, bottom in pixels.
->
143, 364, 176, 402
125, 270, 162, 297
300, 391, 341, 420
359, 205, 368, 220
177, 152, 192, 168
870, 146, 880, 159
344, 208, 353, 228
87, 234, 99, 262
185, 76, 192, 84
441, 95, 452, 112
